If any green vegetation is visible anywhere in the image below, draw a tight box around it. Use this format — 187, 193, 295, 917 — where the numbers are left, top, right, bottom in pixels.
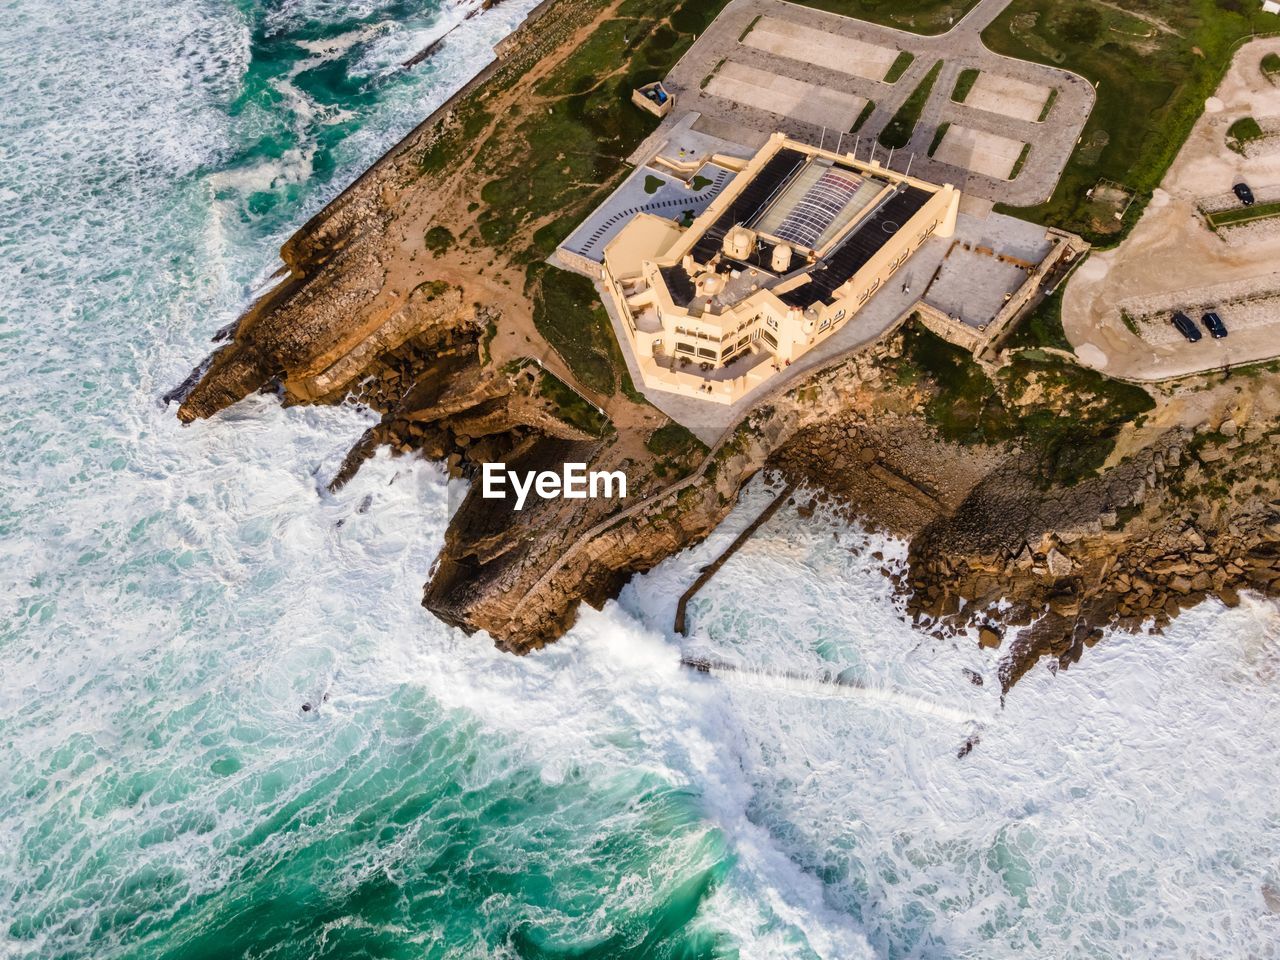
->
1264, 51, 1280, 79
982, 0, 1278, 244
1037, 87, 1058, 122
1003, 288, 1071, 351
850, 100, 876, 133
423, 225, 454, 255
739, 14, 761, 41
647, 422, 708, 477
885, 51, 915, 84
643, 174, 665, 194
928, 122, 951, 157
879, 60, 942, 149
413, 0, 731, 397
701, 58, 725, 89
646, 422, 707, 457
892, 319, 1153, 485
1207, 199, 1280, 229
1009, 142, 1032, 179
1227, 115, 1265, 152
789, 0, 980, 35
951, 68, 980, 102
894, 322, 1015, 444
526, 263, 619, 395
538, 372, 611, 438
691, 174, 713, 190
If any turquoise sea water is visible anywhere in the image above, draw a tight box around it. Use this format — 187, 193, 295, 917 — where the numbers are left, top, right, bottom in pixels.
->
4, 1, 1280, 957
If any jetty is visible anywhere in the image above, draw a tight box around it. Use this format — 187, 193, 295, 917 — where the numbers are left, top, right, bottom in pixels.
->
674, 482, 794, 635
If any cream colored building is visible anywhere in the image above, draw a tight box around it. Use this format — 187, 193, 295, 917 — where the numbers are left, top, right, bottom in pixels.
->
601, 133, 961, 403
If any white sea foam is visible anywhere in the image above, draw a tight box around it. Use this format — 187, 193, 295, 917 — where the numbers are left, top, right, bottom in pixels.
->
4, 0, 1280, 955
622, 486, 1280, 956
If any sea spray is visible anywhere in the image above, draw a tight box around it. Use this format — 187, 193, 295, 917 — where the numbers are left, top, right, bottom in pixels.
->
3, 0, 1280, 956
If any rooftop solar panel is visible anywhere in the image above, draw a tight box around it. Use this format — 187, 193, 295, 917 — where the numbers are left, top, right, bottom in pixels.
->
690, 149, 806, 264
778, 186, 933, 308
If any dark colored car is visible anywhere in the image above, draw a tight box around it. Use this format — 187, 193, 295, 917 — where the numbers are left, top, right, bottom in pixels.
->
1234, 182, 1256, 206
1202, 311, 1229, 339
1172, 311, 1202, 342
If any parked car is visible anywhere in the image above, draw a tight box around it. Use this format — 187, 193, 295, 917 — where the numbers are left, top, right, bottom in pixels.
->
1202, 310, 1229, 339
1234, 182, 1256, 206
1172, 311, 1202, 342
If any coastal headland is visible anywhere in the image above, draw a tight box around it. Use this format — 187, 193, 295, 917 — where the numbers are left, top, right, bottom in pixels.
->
175, 0, 1280, 689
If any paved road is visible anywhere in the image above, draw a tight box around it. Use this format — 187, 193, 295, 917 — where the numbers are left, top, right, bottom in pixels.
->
657, 0, 1094, 205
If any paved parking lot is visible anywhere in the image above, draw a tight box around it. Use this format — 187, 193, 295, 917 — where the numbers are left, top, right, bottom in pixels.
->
965, 73, 1050, 123
652, 0, 1092, 205
932, 124, 1025, 180
707, 61, 868, 130
741, 16, 899, 81
1063, 37, 1280, 380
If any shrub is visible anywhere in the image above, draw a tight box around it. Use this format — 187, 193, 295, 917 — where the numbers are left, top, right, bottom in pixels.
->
424, 226, 454, 255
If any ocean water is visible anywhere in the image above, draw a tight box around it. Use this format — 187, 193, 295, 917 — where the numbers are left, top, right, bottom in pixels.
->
2, 1, 1280, 958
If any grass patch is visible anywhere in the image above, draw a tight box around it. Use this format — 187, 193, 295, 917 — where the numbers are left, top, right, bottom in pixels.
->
1207, 199, 1280, 229
1037, 86, 1058, 121
527, 263, 619, 395
646, 422, 708, 457
701, 58, 726, 89
1003, 288, 1071, 351
850, 100, 876, 133
982, 0, 1278, 245
789, 0, 980, 35
538, 372, 612, 438
644, 174, 665, 194
879, 59, 942, 149
738, 13, 761, 41
1265, 51, 1280, 79
1227, 115, 1265, 153
691, 174, 713, 190
895, 322, 1016, 443
409, 0, 733, 402
424, 225, 454, 255
1009, 142, 1032, 179
885, 51, 915, 83
928, 122, 951, 157
891, 318, 1153, 485
951, 68, 980, 102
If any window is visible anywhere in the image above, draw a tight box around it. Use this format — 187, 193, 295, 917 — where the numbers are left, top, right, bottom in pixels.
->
766, 315, 779, 330
737, 336, 749, 348
698, 347, 717, 360
676, 342, 695, 355
761, 330, 778, 349
721, 345, 736, 359
819, 317, 830, 332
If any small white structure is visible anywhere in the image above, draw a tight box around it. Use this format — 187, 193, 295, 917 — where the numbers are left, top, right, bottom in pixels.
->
1264, 0, 1280, 16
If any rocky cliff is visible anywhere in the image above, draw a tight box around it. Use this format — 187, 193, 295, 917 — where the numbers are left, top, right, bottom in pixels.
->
172, 0, 1280, 686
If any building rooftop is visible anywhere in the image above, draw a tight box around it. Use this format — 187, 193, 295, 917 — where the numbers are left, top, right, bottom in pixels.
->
673, 142, 940, 315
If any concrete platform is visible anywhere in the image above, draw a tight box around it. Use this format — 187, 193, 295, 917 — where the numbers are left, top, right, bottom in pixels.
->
932, 125, 1026, 181
706, 61, 868, 130
965, 73, 1051, 123
742, 16, 898, 82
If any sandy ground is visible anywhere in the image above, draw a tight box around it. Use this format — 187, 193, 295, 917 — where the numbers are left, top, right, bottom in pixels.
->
707, 61, 867, 129
932, 124, 1025, 179
742, 16, 897, 82
1063, 37, 1280, 381
964, 72, 1050, 123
